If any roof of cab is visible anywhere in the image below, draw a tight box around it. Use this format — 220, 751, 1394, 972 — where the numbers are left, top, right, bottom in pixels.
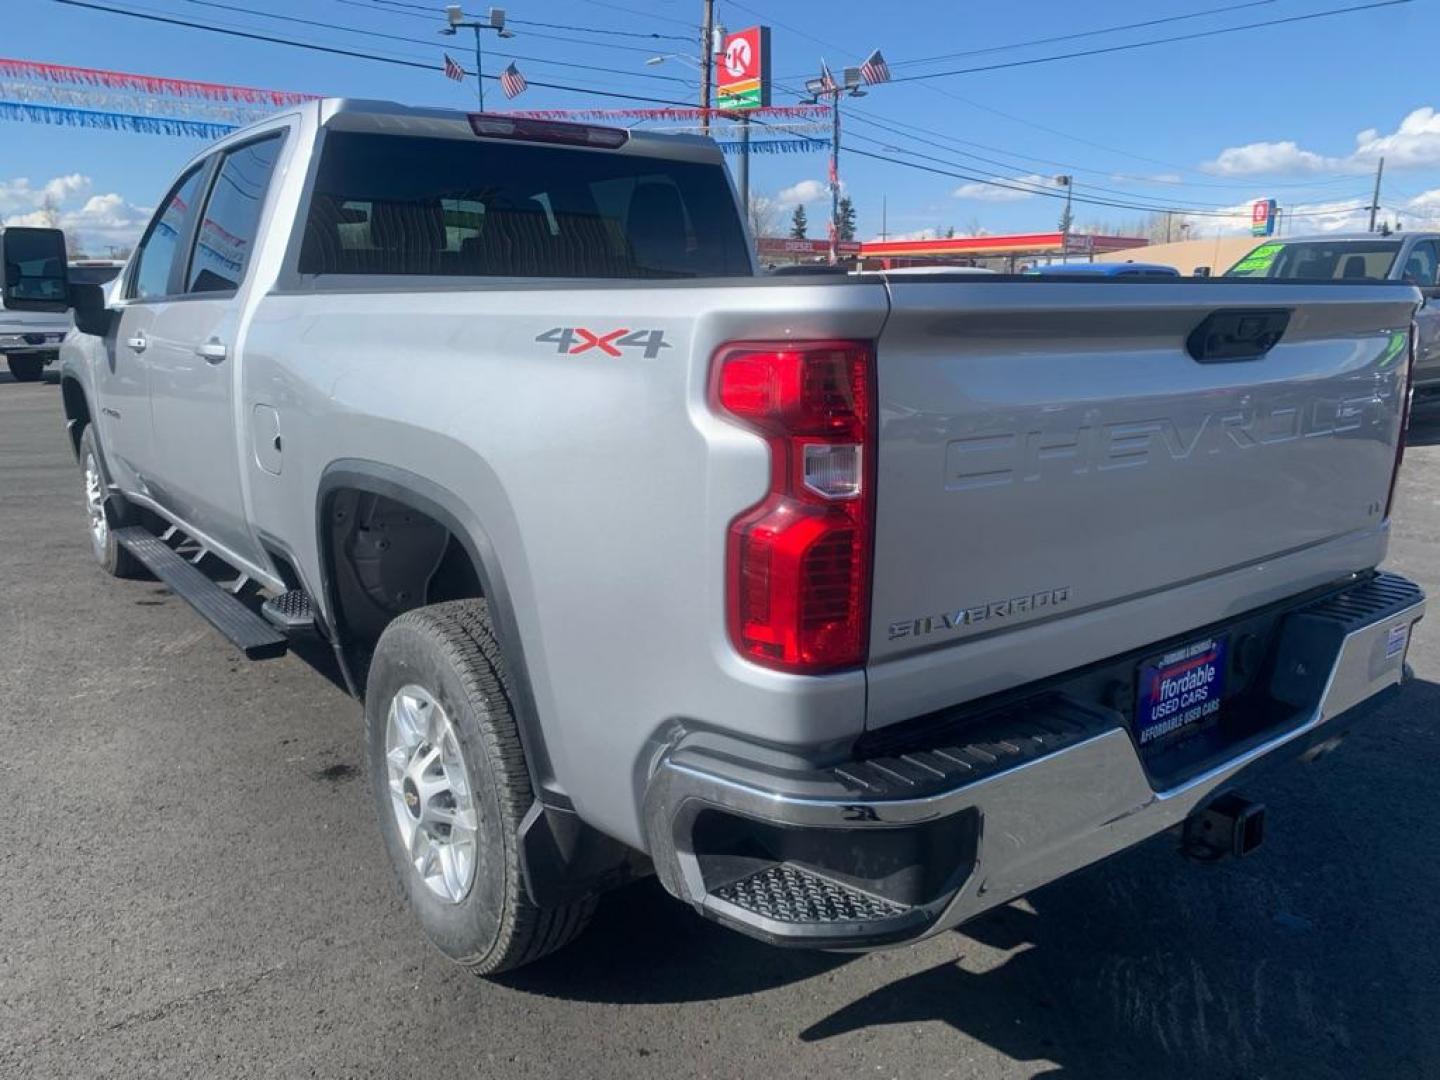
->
312, 98, 719, 158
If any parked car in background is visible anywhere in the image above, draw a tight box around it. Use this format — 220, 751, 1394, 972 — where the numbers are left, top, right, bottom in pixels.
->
9, 100, 1426, 977
1226, 233, 1440, 402
0, 249, 123, 381
1025, 261, 1181, 277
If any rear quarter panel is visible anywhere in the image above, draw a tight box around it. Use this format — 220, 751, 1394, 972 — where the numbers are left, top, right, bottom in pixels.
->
239, 278, 888, 847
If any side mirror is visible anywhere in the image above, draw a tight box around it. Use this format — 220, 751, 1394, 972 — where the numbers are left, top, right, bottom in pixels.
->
0, 227, 70, 311
1192, 265, 1212, 278
69, 281, 118, 337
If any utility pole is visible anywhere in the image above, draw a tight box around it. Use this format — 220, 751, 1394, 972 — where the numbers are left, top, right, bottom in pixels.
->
830, 93, 842, 265
1056, 174, 1073, 258
699, 0, 714, 135
738, 113, 750, 217
804, 65, 870, 265
1368, 156, 1385, 233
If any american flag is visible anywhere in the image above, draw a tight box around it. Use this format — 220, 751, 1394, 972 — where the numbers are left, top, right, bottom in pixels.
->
818, 61, 838, 94
443, 53, 465, 82
500, 62, 528, 99
859, 49, 890, 85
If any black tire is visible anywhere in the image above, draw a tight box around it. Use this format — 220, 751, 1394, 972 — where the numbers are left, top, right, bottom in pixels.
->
78, 424, 143, 578
365, 600, 595, 975
7, 355, 44, 382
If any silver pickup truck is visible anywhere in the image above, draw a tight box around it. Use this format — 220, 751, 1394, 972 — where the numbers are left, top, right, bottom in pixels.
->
5, 99, 1426, 975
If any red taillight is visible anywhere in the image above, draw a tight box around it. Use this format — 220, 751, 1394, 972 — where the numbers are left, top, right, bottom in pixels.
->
712, 341, 875, 673
1386, 321, 1419, 519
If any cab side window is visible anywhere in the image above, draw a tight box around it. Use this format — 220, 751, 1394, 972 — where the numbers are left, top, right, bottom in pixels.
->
1402, 240, 1439, 287
129, 164, 207, 301
185, 134, 284, 294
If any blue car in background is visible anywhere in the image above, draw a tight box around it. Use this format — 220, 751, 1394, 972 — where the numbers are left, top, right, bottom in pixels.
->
1025, 262, 1181, 277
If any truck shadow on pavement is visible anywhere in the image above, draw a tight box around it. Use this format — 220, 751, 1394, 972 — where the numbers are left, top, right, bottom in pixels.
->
506, 679, 1440, 1079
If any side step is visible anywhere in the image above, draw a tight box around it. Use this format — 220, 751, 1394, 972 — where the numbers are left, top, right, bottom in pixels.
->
114, 527, 288, 660
261, 589, 315, 633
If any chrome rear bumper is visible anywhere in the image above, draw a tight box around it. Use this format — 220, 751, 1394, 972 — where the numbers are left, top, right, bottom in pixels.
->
643, 573, 1425, 948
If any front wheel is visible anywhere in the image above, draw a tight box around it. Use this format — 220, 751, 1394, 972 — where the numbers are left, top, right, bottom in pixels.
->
7, 355, 44, 382
78, 425, 141, 578
365, 600, 596, 975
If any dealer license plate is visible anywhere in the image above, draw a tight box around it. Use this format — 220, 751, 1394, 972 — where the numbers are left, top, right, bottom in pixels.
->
1135, 635, 1228, 747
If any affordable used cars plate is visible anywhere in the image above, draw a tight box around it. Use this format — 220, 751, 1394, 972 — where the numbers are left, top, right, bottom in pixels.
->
1135, 635, 1227, 748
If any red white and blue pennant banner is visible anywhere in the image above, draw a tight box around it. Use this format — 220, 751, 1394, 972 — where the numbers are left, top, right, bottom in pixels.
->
0, 58, 314, 106
502, 105, 831, 122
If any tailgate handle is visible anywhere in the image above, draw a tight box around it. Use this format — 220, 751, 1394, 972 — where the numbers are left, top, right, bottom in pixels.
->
1187, 308, 1291, 364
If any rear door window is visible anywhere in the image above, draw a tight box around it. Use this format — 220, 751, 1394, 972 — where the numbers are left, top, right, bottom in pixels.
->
1400, 240, 1439, 286
186, 134, 284, 294
129, 164, 207, 300
298, 131, 751, 279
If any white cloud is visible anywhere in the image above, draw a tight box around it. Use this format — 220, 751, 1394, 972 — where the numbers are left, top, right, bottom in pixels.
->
1161, 191, 1440, 240
1, 174, 148, 252
1203, 106, 1440, 176
1204, 140, 1341, 177
952, 174, 1050, 202
774, 179, 828, 207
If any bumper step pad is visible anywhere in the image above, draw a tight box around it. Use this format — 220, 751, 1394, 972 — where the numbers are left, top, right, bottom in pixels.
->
713, 864, 908, 925
114, 527, 288, 660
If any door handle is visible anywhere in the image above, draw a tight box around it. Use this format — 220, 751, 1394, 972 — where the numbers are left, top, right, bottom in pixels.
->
125, 332, 147, 353
196, 340, 228, 364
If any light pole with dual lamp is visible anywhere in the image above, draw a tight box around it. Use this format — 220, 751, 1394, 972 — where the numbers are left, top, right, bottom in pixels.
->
441, 6, 514, 111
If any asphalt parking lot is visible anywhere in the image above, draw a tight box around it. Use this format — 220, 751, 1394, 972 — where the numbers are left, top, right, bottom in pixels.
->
2, 370, 1439, 1080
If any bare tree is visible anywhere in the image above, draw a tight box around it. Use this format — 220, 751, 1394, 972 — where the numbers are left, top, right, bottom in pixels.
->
37, 194, 61, 229
747, 193, 780, 239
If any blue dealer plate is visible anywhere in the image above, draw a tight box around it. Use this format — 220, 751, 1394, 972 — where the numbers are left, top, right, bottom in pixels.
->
1135, 636, 1228, 748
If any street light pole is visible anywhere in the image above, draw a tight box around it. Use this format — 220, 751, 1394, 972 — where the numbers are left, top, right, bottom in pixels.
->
443, 6, 513, 112
806, 65, 869, 266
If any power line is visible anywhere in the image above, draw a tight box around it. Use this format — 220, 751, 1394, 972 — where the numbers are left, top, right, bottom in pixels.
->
773, 0, 1282, 80
49, 0, 700, 106
334, 0, 696, 54
569, 0, 697, 30
843, 97, 1366, 196
745, 110, 1369, 220
743, 2, 1366, 197
174, 0, 692, 85
887, 1, 1412, 84
354, 0, 693, 39
888, 0, 1278, 68
843, 111, 1254, 212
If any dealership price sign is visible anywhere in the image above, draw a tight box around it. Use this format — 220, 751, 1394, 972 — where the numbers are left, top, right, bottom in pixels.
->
716, 26, 771, 111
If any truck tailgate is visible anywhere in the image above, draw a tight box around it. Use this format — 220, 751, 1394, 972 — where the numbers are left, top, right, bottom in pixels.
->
869, 279, 1415, 695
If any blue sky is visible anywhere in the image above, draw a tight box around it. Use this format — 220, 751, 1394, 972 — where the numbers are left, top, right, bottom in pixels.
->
4, 0, 1438, 250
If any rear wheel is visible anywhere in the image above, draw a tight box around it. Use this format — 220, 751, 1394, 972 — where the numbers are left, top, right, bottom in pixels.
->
7, 355, 43, 382
78, 425, 141, 578
365, 600, 596, 975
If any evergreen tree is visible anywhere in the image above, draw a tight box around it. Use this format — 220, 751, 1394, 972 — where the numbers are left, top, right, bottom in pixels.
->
789, 205, 809, 239
837, 196, 857, 242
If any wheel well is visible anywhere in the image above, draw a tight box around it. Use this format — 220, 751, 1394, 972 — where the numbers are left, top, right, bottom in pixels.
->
322, 488, 485, 689
60, 377, 90, 459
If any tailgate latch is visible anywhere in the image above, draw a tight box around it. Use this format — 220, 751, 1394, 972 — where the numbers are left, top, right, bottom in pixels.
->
1187, 308, 1291, 363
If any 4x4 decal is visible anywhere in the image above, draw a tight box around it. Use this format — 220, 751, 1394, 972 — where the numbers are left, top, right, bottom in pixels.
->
536, 327, 671, 359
